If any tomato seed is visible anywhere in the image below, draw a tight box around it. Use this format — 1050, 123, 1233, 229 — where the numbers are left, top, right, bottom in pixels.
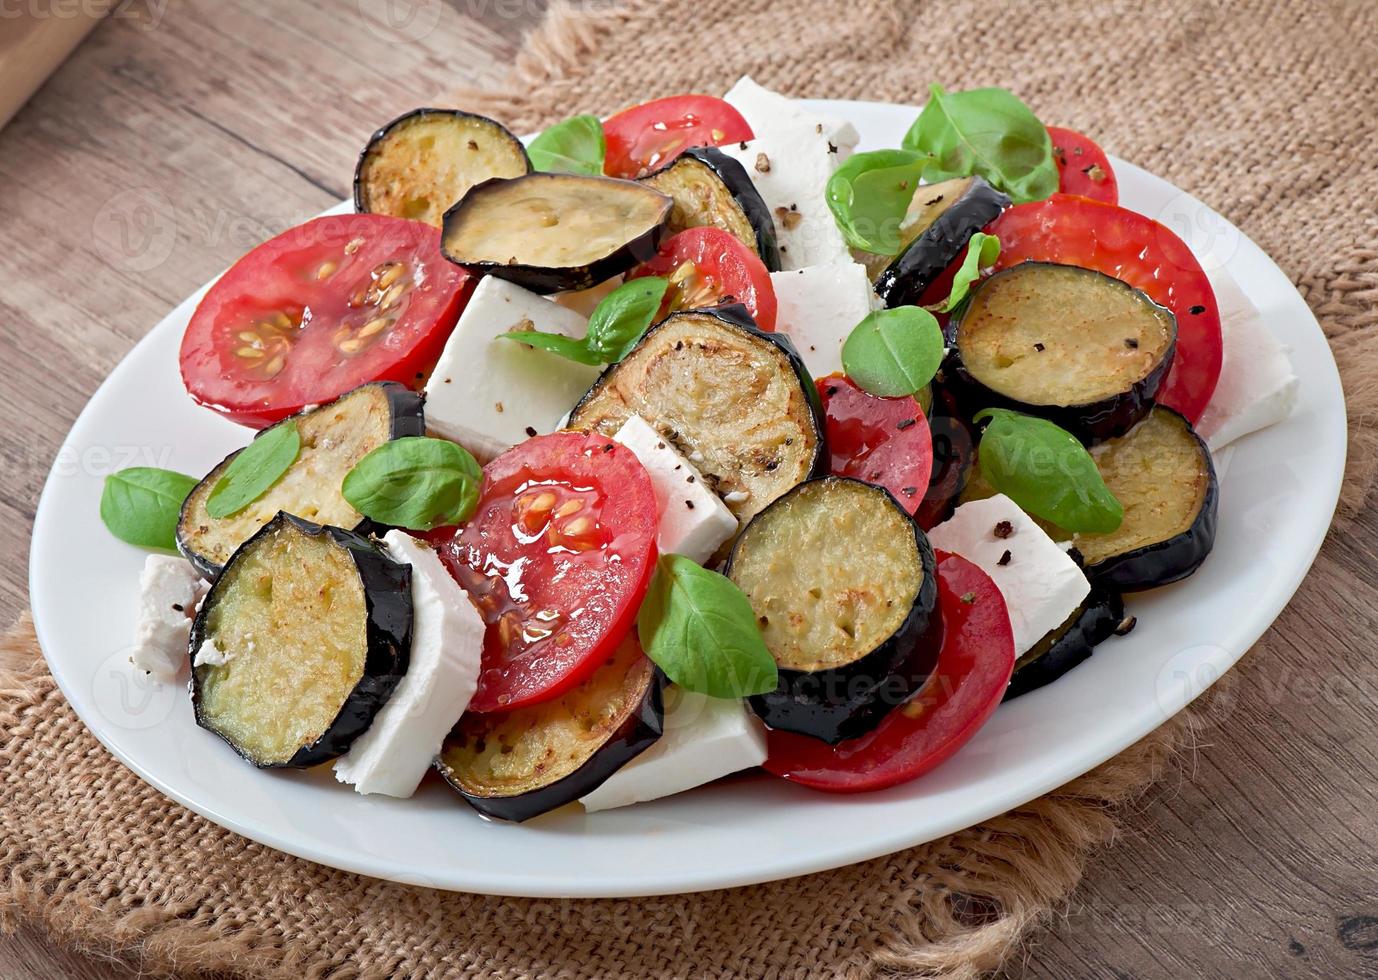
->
236, 346, 264, 359
358, 316, 390, 338
375, 261, 403, 288
316, 261, 338, 280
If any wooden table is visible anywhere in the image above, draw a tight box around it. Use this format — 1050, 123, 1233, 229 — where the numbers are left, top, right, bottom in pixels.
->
1, 4, 1373, 978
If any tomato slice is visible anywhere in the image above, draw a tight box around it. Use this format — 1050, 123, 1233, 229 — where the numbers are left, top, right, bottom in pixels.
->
181, 214, 470, 428
628, 227, 777, 331
764, 551, 1015, 793
603, 95, 753, 179
817, 375, 933, 515
1047, 126, 1119, 205
438, 431, 658, 713
985, 195, 1223, 422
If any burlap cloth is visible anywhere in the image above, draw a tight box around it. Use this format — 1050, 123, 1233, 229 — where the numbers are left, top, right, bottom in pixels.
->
3, 1, 1376, 977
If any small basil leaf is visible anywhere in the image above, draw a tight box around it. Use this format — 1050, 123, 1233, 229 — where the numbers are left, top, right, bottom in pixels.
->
841, 306, 945, 397
974, 408, 1123, 533
825, 149, 927, 255
100, 467, 199, 551
527, 114, 606, 176
637, 554, 778, 699
902, 85, 1058, 204
205, 421, 301, 519
342, 437, 481, 532
929, 232, 1000, 314
499, 277, 669, 367
497, 328, 605, 365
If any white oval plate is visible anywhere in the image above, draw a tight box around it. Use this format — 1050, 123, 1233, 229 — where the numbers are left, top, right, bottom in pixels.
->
30, 100, 1345, 897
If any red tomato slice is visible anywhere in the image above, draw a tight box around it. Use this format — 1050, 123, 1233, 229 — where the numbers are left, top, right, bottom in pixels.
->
985, 195, 1223, 422
1047, 126, 1119, 205
628, 227, 777, 331
181, 214, 470, 428
603, 95, 753, 179
764, 551, 1015, 793
817, 375, 933, 515
438, 431, 658, 713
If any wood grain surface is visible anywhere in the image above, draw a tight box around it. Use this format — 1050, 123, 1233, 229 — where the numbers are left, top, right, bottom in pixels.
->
0, 3, 1374, 979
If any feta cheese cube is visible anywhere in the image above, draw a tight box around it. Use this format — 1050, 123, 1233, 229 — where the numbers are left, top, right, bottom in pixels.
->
723, 75, 860, 154
1195, 265, 1299, 452
613, 415, 737, 564
770, 260, 878, 379
720, 128, 854, 270
334, 531, 484, 798
423, 276, 601, 462
580, 689, 767, 812
130, 555, 204, 682
927, 495, 1090, 656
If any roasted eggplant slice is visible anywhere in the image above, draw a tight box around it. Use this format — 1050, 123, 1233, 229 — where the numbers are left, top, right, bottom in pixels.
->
567, 306, 825, 526
441, 172, 673, 293
639, 146, 780, 270
949, 262, 1177, 442
177, 382, 424, 580
726, 477, 941, 744
915, 379, 976, 530
190, 514, 412, 769
354, 108, 531, 228
435, 635, 665, 822
872, 176, 1010, 307
1004, 586, 1124, 700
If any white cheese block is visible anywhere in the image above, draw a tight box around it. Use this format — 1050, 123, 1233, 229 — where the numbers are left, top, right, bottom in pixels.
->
423, 276, 601, 462
720, 128, 854, 271
130, 555, 204, 682
723, 75, 860, 154
770, 260, 878, 379
580, 689, 767, 812
1195, 265, 1299, 452
334, 531, 484, 799
927, 495, 1090, 656
612, 415, 737, 565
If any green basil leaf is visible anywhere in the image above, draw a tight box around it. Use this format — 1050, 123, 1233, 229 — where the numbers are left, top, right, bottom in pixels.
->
342, 437, 481, 532
637, 554, 778, 699
902, 85, 1058, 204
974, 408, 1123, 533
929, 232, 1000, 314
100, 467, 199, 551
499, 277, 668, 366
527, 114, 606, 176
825, 149, 927, 255
205, 421, 301, 519
497, 328, 605, 365
841, 306, 945, 397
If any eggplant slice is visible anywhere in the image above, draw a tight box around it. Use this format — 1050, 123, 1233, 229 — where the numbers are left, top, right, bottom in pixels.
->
872, 176, 1010, 307
354, 108, 531, 228
190, 514, 412, 769
435, 636, 665, 822
568, 306, 825, 526
1004, 586, 1125, 700
177, 382, 424, 580
727, 477, 942, 744
950, 262, 1176, 442
441, 172, 673, 293
915, 379, 977, 530
639, 146, 781, 270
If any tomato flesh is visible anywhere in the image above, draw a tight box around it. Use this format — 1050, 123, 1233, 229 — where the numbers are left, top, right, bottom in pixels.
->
603, 95, 753, 179
1048, 126, 1119, 205
180, 214, 470, 428
438, 431, 658, 713
817, 375, 932, 515
629, 227, 777, 332
764, 551, 1015, 793
985, 195, 1223, 422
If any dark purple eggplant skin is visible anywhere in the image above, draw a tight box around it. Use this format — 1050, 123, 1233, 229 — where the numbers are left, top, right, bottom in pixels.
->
874, 176, 1010, 308
1086, 409, 1219, 592
945, 263, 1177, 445
915, 379, 976, 530
435, 668, 667, 823
440, 172, 673, 294
729, 478, 943, 745
1004, 587, 1125, 701
353, 107, 531, 217
189, 513, 413, 770
640, 146, 782, 271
